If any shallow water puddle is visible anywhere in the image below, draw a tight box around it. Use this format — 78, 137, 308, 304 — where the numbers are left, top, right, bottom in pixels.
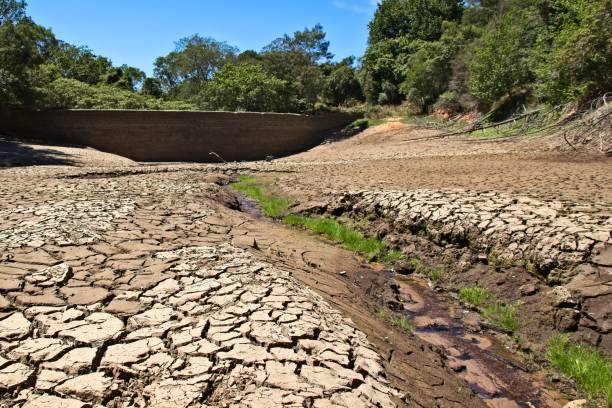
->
394, 275, 566, 408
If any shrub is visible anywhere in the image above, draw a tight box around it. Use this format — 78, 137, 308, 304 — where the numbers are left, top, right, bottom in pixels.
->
458, 286, 488, 307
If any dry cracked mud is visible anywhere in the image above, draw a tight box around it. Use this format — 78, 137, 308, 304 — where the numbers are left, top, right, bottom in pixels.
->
0, 124, 610, 408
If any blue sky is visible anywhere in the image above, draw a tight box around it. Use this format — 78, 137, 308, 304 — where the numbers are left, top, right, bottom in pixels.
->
27, 0, 378, 76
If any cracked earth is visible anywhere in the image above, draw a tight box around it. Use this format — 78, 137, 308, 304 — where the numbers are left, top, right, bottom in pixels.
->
0, 123, 610, 408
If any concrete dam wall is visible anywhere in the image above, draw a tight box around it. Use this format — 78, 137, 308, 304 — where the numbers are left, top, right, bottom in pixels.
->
0, 109, 356, 162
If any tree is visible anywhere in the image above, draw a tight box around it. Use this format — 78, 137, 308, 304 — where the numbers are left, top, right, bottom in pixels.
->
198, 64, 287, 112
0, 0, 26, 25
398, 40, 453, 110
263, 23, 333, 63
469, 7, 542, 105
368, 0, 463, 44
153, 35, 237, 97
322, 59, 363, 105
0, 10, 56, 105
49, 42, 112, 85
141, 77, 163, 98
103, 65, 145, 91
534, 0, 612, 104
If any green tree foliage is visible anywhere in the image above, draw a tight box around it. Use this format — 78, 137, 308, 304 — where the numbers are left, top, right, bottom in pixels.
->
0, 3, 55, 105
0, 0, 26, 25
141, 77, 163, 98
535, 0, 612, 104
102, 65, 146, 91
48, 42, 111, 85
263, 23, 333, 63
321, 58, 363, 106
198, 64, 287, 112
40, 77, 195, 110
362, 0, 611, 114
368, 0, 463, 43
468, 6, 542, 106
153, 35, 237, 98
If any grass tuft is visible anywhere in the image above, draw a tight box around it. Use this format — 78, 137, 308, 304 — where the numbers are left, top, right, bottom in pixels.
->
547, 335, 612, 405
230, 176, 291, 218
483, 301, 520, 333
283, 214, 402, 262
393, 315, 415, 333
425, 268, 444, 283
458, 286, 489, 307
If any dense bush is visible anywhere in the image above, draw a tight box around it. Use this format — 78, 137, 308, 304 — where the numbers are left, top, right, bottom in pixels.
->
40, 78, 195, 110
198, 64, 287, 112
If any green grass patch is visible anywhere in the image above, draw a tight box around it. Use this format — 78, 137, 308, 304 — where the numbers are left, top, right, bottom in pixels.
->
458, 287, 489, 307
408, 257, 422, 272
230, 176, 291, 218
231, 175, 404, 264
425, 268, 444, 283
483, 301, 520, 333
547, 335, 612, 405
283, 214, 402, 262
393, 315, 415, 333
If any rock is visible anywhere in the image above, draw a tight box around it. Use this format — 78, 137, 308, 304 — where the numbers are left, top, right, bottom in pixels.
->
101, 338, 165, 366
104, 299, 145, 315
562, 400, 588, 408
41, 347, 97, 374
217, 343, 272, 363
25, 263, 71, 287
54, 312, 124, 345
60, 286, 110, 305
22, 394, 87, 408
0, 312, 30, 340
9, 338, 70, 362
55, 371, 112, 400
0, 362, 34, 391
548, 286, 577, 307
519, 283, 538, 296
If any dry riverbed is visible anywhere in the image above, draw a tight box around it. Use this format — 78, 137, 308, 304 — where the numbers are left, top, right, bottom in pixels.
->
0, 125, 610, 407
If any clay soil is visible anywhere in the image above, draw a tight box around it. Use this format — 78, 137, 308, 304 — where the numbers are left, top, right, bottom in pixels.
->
0, 124, 610, 408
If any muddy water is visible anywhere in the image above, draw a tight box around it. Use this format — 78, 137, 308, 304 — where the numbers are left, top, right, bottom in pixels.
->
391, 272, 566, 408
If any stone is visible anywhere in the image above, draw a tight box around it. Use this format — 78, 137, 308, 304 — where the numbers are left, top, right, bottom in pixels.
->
101, 338, 165, 366
41, 347, 97, 374
55, 371, 112, 400
9, 338, 70, 362
104, 299, 145, 315
60, 286, 110, 305
0, 362, 34, 391
0, 312, 30, 340
53, 312, 124, 345
217, 343, 272, 363
22, 394, 87, 408
25, 263, 71, 287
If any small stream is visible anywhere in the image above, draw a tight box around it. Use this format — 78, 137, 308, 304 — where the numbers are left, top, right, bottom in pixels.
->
232, 191, 567, 408
391, 272, 564, 408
